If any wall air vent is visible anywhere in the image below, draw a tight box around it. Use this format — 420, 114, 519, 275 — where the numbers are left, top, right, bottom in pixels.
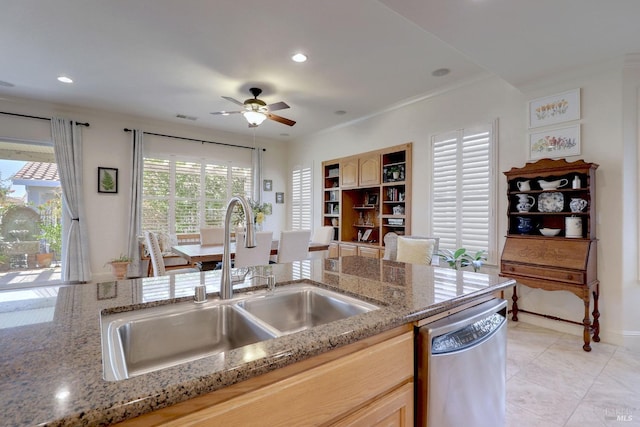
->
176, 114, 198, 121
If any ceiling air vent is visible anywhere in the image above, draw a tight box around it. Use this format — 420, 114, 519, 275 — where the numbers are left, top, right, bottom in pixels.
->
176, 114, 198, 121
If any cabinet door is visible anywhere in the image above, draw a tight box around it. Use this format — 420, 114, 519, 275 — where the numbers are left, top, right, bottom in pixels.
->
341, 158, 358, 188
358, 246, 381, 259
359, 154, 380, 186
340, 244, 358, 257
328, 242, 340, 258
333, 382, 413, 427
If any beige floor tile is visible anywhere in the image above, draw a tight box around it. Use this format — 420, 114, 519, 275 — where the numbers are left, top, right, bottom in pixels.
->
507, 401, 564, 427
514, 355, 597, 400
507, 375, 582, 425
505, 322, 640, 427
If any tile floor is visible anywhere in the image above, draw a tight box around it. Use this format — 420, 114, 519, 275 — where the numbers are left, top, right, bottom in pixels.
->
506, 321, 640, 426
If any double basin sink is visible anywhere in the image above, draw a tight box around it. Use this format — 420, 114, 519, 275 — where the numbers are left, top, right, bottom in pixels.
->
101, 282, 379, 381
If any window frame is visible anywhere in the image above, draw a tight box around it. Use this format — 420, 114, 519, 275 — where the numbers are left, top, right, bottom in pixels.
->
430, 120, 498, 264
291, 164, 313, 231
142, 154, 253, 235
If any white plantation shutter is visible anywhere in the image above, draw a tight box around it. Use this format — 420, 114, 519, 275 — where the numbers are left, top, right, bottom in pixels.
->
291, 166, 312, 230
431, 122, 497, 263
142, 156, 253, 234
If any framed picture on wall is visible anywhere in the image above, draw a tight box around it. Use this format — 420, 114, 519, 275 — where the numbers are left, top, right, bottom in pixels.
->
98, 167, 118, 193
263, 179, 273, 191
275, 192, 284, 204
528, 88, 580, 128
529, 124, 581, 160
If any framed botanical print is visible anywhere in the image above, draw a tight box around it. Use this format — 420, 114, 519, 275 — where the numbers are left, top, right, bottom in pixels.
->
98, 167, 118, 193
528, 88, 580, 128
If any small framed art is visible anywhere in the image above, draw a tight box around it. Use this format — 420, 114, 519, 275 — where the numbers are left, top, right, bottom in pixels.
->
263, 179, 273, 191
528, 88, 580, 128
529, 124, 581, 160
275, 192, 284, 204
98, 167, 118, 193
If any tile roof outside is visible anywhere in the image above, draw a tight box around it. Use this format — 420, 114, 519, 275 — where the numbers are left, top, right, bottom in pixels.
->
13, 162, 59, 182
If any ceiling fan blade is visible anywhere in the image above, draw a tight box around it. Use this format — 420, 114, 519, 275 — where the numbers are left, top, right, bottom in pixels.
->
210, 110, 242, 115
222, 96, 245, 107
267, 101, 289, 112
267, 113, 296, 127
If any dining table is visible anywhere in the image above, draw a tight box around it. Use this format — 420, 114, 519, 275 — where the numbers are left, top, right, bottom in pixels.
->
171, 240, 330, 270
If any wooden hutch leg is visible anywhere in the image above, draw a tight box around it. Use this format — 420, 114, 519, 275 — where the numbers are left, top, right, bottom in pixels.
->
592, 283, 600, 342
511, 286, 519, 321
582, 294, 592, 352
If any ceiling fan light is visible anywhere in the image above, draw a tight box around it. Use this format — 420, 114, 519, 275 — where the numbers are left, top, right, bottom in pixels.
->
243, 110, 267, 126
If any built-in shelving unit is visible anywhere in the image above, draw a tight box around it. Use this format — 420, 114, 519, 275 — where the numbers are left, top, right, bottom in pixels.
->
321, 143, 412, 258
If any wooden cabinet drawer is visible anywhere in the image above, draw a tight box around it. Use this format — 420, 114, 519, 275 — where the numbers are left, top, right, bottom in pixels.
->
340, 243, 358, 257
502, 262, 584, 285
358, 246, 381, 259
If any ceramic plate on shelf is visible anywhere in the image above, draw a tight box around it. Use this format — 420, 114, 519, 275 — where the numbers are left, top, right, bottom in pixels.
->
538, 192, 564, 212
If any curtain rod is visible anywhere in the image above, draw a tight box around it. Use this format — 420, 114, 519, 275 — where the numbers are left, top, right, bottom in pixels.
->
123, 128, 265, 151
0, 111, 90, 127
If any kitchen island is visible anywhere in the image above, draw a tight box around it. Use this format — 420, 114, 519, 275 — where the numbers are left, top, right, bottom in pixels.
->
0, 256, 515, 426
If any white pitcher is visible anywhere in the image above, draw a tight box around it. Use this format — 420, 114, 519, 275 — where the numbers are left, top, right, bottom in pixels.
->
517, 180, 531, 191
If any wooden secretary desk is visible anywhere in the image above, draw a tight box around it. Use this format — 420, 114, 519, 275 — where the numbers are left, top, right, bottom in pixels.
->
500, 158, 600, 351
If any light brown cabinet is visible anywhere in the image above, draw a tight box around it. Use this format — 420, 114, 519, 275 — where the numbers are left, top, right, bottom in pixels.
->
118, 328, 413, 426
340, 157, 359, 188
500, 158, 600, 351
323, 143, 412, 256
358, 153, 381, 186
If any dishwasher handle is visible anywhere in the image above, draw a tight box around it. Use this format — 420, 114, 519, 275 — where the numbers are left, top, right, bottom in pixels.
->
431, 311, 505, 354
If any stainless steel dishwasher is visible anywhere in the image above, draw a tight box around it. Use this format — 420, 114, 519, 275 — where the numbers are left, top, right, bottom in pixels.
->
416, 298, 507, 427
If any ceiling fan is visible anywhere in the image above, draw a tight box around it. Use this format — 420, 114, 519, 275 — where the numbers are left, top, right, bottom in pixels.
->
211, 87, 296, 127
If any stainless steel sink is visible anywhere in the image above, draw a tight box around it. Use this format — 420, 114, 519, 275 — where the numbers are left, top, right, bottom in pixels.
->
234, 286, 378, 334
101, 283, 378, 381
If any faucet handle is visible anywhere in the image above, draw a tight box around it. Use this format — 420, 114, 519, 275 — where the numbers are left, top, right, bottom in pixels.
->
252, 274, 276, 292
194, 285, 207, 303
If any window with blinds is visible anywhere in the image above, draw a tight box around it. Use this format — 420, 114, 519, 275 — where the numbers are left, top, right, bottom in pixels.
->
431, 122, 497, 263
291, 166, 312, 230
142, 157, 252, 235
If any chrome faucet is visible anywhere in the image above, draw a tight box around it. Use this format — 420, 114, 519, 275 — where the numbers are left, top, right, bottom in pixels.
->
220, 196, 256, 299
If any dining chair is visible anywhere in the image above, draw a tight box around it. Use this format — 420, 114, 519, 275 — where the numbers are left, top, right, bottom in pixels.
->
200, 226, 225, 246
276, 230, 312, 263
144, 231, 200, 277
308, 226, 334, 259
383, 232, 439, 266
234, 231, 273, 268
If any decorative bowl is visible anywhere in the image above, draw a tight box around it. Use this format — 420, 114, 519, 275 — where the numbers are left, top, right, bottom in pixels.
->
539, 228, 561, 236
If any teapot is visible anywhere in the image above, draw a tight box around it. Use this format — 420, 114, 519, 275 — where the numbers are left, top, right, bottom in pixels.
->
538, 178, 568, 190
516, 217, 533, 234
569, 198, 588, 212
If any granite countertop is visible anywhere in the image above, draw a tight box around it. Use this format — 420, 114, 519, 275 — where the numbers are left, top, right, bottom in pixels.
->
0, 256, 515, 426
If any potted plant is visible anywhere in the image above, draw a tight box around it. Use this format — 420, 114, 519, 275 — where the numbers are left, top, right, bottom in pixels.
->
438, 248, 487, 272
106, 253, 132, 280
389, 165, 401, 180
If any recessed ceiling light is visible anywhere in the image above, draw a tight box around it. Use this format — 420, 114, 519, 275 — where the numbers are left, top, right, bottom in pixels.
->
291, 53, 307, 63
57, 76, 73, 84
431, 68, 450, 77
334, 110, 347, 115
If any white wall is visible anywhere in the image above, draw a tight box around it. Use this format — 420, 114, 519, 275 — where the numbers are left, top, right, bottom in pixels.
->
0, 97, 289, 282
289, 60, 638, 348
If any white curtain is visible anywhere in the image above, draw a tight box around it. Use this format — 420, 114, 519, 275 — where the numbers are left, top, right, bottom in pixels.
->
51, 117, 91, 282
252, 148, 263, 203
126, 130, 144, 277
